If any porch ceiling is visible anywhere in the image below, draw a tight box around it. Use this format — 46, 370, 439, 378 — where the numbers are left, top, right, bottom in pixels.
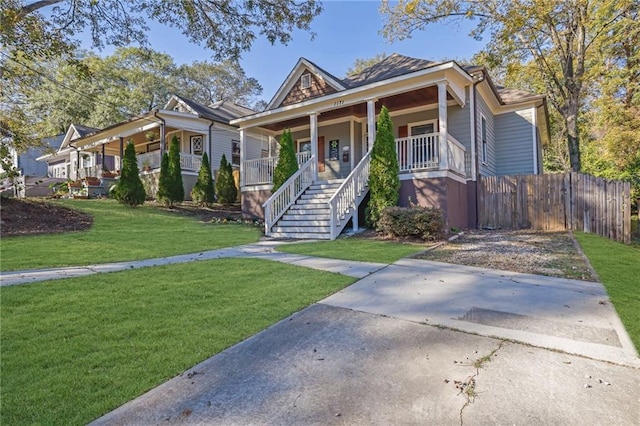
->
82, 126, 179, 154
260, 86, 450, 132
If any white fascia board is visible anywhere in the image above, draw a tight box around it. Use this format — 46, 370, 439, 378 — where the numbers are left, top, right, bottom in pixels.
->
477, 81, 545, 115
234, 62, 466, 129
493, 99, 544, 115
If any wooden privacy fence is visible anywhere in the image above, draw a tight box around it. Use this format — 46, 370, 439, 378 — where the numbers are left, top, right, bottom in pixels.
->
478, 173, 632, 244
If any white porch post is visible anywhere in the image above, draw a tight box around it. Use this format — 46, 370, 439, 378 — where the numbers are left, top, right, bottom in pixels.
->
119, 137, 124, 171
438, 82, 449, 170
159, 122, 166, 156
349, 119, 355, 170
366, 99, 376, 151
239, 128, 246, 187
309, 112, 319, 180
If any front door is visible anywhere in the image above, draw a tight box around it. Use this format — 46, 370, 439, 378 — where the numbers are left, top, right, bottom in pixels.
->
317, 136, 325, 172
297, 137, 325, 172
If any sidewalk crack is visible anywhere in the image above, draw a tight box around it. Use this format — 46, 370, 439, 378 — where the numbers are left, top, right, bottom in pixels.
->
458, 340, 505, 425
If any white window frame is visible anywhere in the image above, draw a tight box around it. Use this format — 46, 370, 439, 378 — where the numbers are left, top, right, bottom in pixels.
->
408, 119, 438, 136
190, 135, 204, 155
481, 115, 488, 165
296, 137, 311, 153
231, 139, 240, 167
300, 73, 311, 89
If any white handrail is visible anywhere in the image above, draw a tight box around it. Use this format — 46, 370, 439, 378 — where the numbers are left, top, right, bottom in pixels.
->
395, 133, 439, 172
327, 150, 372, 239
179, 152, 202, 171
263, 155, 316, 235
446, 135, 466, 177
242, 152, 312, 187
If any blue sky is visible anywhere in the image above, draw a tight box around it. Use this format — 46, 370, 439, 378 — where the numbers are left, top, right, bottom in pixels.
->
85, 1, 487, 103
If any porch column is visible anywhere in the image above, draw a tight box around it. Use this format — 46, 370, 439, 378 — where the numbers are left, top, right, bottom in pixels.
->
366, 99, 376, 151
119, 137, 124, 171
349, 119, 355, 170
76, 150, 81, 180
309, 112, 319, 179
159, 122, 166, 156
438, 82, 449, 170
101, 144, 106, 170
239, 128, 246, 187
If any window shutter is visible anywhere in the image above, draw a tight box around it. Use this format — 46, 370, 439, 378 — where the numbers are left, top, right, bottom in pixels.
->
398, 125, 408, 138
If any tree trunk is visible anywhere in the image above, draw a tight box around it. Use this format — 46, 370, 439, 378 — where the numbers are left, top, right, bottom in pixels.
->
565, 91, 582, 172
566, 113, 581, 172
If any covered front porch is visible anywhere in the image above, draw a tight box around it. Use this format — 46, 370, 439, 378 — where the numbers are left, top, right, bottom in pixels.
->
71, 110, 212, 199
239, 80, 473, 191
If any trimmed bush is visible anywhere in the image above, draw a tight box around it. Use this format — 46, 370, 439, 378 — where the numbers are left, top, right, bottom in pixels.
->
157, 135, 184, 206
272, 129, 298, 192
191, 152, 215, 206
366, 105, 400, 228
113, 141, 146, 206
377, 205, 445, 240
216, 154, 238, 205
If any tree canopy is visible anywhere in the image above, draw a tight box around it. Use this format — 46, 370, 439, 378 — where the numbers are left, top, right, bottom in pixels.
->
1, 0, 322, 61
381, 0, 635, 172
1, 46, 263, 152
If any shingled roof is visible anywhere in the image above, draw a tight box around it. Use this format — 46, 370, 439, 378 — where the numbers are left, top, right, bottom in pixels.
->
341, 53, 438, 88
171, 95, 256, 124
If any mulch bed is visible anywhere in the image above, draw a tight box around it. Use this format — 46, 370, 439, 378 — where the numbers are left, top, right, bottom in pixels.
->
0, 198, 245, 238
1, 197, 94, 237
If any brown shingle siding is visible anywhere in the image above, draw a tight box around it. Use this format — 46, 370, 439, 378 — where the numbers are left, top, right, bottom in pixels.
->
279, 72, 338, 107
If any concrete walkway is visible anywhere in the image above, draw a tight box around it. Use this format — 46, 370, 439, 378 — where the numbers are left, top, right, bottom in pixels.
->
3, 243, 639, 424
93, 271, 640, 425
0, 241, 386, 286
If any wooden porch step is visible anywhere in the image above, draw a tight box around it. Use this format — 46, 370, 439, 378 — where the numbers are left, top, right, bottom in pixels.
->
271, 225, 331, 234
268, 232, 332, 240
277, 219, 330, 227
281, 213, 330, 221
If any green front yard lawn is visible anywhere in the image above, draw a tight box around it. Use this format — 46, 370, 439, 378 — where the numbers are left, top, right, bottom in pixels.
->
0, 258, 355, 424
574, 232, 640, 351
0, 199, 261, 271
278, 237, 427, 264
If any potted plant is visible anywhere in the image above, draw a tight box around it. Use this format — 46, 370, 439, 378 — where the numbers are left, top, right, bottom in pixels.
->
145, 131, 158, 141
142, 159, 152, 172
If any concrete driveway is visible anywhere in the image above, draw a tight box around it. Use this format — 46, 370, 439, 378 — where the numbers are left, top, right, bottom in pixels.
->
92, 259, 640, 425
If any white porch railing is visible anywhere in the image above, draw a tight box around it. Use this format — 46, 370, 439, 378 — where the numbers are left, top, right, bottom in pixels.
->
395, 132, 467, 177
328, 150, 372, 239
242, 151, 312, 186
135, 151, 202, 172
180, 152, 202, 171
137, 151, 162, 170
446, 135, 466, 177
263, 155, 316, 235
78, 165, 101, 179
396, 133, 440, 172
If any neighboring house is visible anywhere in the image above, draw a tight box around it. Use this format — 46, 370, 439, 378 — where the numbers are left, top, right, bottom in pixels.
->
68, 95, 260, 199
1, 134, 67, 197
232, 53, 549, 239
37, 124, 103, 180
3, 134, 64, 178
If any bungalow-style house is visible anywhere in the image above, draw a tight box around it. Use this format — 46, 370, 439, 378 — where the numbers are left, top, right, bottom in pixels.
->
232, 53, 549, 239
38, 124, 104, 180
66, 95, 262, 199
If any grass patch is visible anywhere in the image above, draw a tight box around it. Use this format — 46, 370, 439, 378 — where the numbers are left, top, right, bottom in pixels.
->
277, 237, 426, 264
0, 258, 355, 424
0, 199, 261, 271
574, 232, 640, 351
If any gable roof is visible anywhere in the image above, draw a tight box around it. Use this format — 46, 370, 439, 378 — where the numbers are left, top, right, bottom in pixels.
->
266, 58, 347, 110
341, 53, 438, 88
165, 95, 255, 124
59, 124, 100, 150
